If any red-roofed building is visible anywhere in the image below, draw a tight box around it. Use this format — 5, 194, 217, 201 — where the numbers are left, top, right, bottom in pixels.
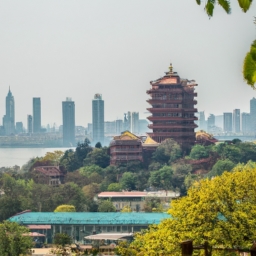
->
33, 166, 64, 186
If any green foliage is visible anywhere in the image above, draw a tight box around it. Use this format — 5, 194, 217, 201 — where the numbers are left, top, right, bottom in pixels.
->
149, 165, 173, 192
107, 183, 122, 192
152, 139, 182, 164
79, 165, 103, 176
82, 183, 101, 200
121, 205, 132, 212
98, 200, 116, 212
54, 204, 76, 212
54, 233, 72, 247
121, 162, 256, 255
0, 221, 33, 256
244, 40, 256, 87
208, 159, 235, 177
83, 147, 110, 168
120, 172, 136, 190
95, 142, 102, 148
189, 144, 209, 159
144, 197, 163, 212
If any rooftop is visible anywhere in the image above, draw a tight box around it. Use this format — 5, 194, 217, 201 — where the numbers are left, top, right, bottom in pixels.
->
9, 212, 170, 225
98, 192, 147, 198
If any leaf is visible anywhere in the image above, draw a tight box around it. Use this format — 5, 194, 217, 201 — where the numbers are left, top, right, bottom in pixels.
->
205, 0, 215, 17
218, 0, 231, 14
237, 0, 253, 12
243, 40, 256, 88
196, 0, 201, 4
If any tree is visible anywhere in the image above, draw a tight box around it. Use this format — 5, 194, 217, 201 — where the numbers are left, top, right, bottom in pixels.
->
120, 161, 256, 255
83, 148, 110, 168
0, 221, 33, 256
98, 200, 116, 212
121, 205, 132, 212
95, 142, 102, 148
189, 144, 209, 160
120, 172, 136, 190
52, 233, 72, 256
75, 138, 93, 167
82, 183, 101, 200
208, 159, 235, 177
107, 183, 122, 192
149, 165, 173, 194
144, 197, 163, 213
54, 204, 76, 212
152, 139, 182, 164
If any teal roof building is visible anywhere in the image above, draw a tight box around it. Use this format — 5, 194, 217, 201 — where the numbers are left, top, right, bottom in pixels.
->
9, 211, 170, 243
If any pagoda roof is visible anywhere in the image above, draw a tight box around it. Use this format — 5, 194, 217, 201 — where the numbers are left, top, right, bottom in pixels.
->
143, 136, 159, 145
113, 131, 141, 141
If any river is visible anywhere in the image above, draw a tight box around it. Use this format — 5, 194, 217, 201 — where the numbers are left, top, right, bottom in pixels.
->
0, 147, 75, 167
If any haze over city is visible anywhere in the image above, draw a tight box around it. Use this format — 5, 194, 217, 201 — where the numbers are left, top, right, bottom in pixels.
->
0, 1, 256, 128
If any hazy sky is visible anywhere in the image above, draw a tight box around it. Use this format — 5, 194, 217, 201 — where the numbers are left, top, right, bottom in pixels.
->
0, 1, 255, 128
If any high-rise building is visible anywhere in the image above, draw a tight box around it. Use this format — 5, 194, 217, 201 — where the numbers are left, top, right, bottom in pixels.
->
147, 64, 198, 150
92, 94, 104, 144
241, 112, 251, 133
62, 98, 75, 146
215, 115, 223, 130
131, 112, 139, 134
16, 122, 23, 134
104, 121, 116, 135
3, 87, 15, 135
139, 119, 149, 134
27, 115, 33, 133
223, 113, 232, 132
250, 97, 256, 132
207, 114, 215, 132
198, 111, 207, 131
115, 119, 123, 135
33, 98, 41, 133
233, 109, 240, 133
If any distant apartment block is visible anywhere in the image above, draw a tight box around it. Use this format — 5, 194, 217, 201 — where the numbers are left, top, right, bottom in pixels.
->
62, 98, 75, 146
223, 113, 232, 132
33, 97, 41, 133
207, 114, 215, 132
241, 113, 251, 133
104, 121, 116, 135
215, 115, 223, 130
115, 119, 123, 135
27, 115, 33, 133
92, 94, 104, 144
198, 111, 207, 131
233, 109, 240, 133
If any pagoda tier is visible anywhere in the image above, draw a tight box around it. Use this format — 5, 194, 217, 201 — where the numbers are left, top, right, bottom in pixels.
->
146, 64, 198, 150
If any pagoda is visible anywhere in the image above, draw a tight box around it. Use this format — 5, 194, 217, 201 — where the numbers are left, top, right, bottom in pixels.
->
146, 64, 198, 150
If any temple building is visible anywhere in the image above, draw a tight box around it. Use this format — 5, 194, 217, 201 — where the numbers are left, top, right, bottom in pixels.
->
110, 131, 143, 165
146, 64, 198, 150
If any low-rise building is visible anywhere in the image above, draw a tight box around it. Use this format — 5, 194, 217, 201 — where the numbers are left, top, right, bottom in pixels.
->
33, 166, 64, 186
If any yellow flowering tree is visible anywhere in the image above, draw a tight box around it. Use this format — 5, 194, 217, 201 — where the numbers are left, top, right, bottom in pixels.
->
117, 162, 256, 256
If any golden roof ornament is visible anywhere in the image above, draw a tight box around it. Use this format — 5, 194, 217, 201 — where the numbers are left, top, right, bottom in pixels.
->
168, 63, 173, 73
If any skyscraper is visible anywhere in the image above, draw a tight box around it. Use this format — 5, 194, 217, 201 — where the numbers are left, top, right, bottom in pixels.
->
92, 94, 104, 144
223, 113, 232, 132
3, 87, 15, 135
27, 115, 33, 133
241, 112, 251, 133
207, 114, 215, 132
33, 97, 41, 133
62, 98, 75, 146
233, 109, 240, 133
250, 97, 256, 132
131, 112, 139, 134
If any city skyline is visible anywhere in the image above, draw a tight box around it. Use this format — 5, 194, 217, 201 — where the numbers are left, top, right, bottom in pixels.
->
0, 1, 255, 127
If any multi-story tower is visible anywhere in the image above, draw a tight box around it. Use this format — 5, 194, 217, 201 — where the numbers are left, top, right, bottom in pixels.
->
16, 122, 23, 134
33, 97, 41, 133
146, 64, 198, 150
115, 119, 123, 135
233, 109, 240, 133
223, 113, 232, 132
92, 94, 104, 144
3, 87, 15, 135
62, 98, 75, 146
131, 112, 139, 134
198, 111, 207, 131
27, 115, 33, 133
250, 97, 256, 132
241, 112, 251, 133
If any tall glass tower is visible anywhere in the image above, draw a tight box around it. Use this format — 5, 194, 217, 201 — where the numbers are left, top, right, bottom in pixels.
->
62, 98, 75, 146
3, 87, 15, 135
92, 94, 104, 145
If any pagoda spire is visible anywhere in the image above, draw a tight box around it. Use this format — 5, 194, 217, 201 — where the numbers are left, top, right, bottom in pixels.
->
168, 63, 173, 73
